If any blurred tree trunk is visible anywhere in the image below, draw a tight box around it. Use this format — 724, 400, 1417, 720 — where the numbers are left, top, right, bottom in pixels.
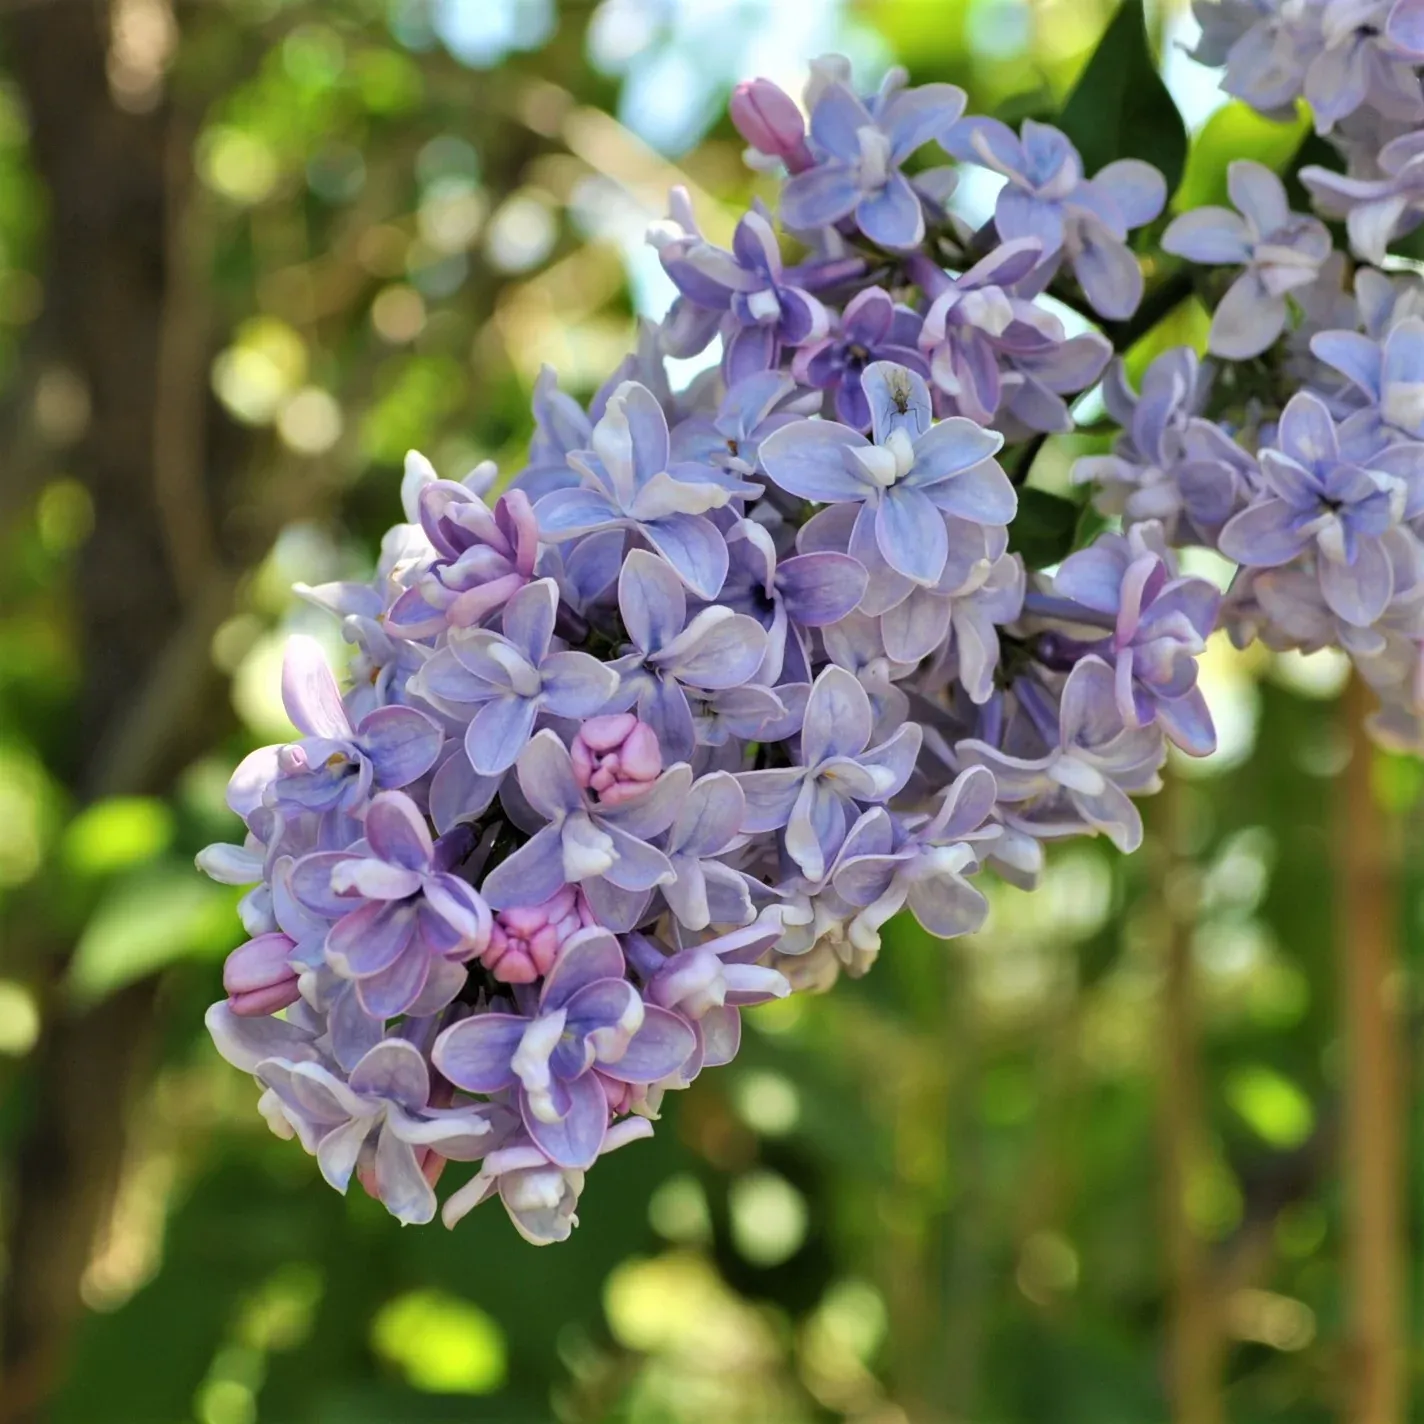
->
0, 4, 244, 1418
1336, 675, 1405, 1424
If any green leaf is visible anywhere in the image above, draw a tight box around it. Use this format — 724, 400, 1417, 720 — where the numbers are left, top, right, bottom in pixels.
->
1173, 100, 1310, 213
1058, 1, 1187, 194
1225, 1065, 1315, 1150
1008, 488, 1083, 569
66, 862, 241, 1005
62, 796, 173, 876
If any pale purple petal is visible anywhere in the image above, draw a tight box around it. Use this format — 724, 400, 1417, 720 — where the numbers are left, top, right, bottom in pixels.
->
522, 1072, 608, 1170
598, 1007, 696, 1083
349, 1038, 429, 1112
643, 512, 729, 600
480, 824, 569, 909
281, 635, 352, 740
358, 706, 443, 789
465, 695, 540, 776
1161, 206, 1252, 264
759, 419, 873, 502
434, 1013, 526, 1093
326, 901, 417, 978
362, 792, 434, 871
1209, 271, 1287, 360
802, 664, 873, 765
877, 484, 949, 584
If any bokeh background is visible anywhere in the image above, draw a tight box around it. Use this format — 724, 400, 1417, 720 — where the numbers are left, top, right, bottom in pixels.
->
0, 1, 1418, 1420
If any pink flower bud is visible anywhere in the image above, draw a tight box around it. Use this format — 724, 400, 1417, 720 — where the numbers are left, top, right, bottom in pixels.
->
480, 885, 594, 984
729, 79, 813, 172
571, 714, 662, 806
223, 932, 300, 1017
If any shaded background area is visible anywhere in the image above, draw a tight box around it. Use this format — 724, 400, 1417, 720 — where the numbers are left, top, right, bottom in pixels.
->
0, 1, 1417, 1420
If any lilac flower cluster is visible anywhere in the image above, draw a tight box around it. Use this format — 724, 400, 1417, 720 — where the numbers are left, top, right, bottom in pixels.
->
213, 28, 1424, 1241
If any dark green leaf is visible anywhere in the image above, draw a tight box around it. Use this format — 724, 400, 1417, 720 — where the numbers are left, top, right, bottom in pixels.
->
1058, 0, 1188, 194
1008, 488, 1083, 569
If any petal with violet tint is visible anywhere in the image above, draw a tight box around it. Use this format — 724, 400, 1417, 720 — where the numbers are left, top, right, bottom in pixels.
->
1310, 329, 1383, 397
1069, 776, 1144, 854
903, 415, 1005, 487
326, 900, 417, 978
226, 744, 282, 820
802, 664, 874, 766
599, 1006, 697, 1083
465, 695, 539, 776
328, 984, 384, 1072
643, 512, 729, 601
596, 764, 692, 840
1227, 159, 1290, 235
599, 824, 675, 892
861, 359, 934, 441
1276, 390, 1340, 468
1383, 318, 1424, 437
734, 767, 803, 831
1218, 498, 1312, 567
881, 587, 952, 663
514, 730, 584, 818
1156, 685, 1218, 756
877, 484, 949, 585
780, 161, 862, 229
354, 943, 431, 1020
373, 1125, 437, 1225
1209, 271, 1287, 360
1319, 534, 1393, 626
1161, 206, 1252, 264
480, 824, 569, 910
533, 486, 623, 538
784, 778, 847, 883
759, 418, 873, 502
500, 578, 559, 665
329, 857, 422, 902
540, 651, 620, 718
883, 81, 967, 160
349, 1038, 429, 1113
541, 927, 625, 1010
1072, 223, 1143, 320
363, 791, 434, 872
433, 1013, 527, 1094
858, 721, 923, 800
316, 1117, 372, 1194
662, 610, 768, 689
1093, 159, 1166, 228
670, 772, 744, 858
359, 706, 443, 789
921, 459, 1017, 528
856, 171, 925, 249
428, 753, 501, 836
908, 871, 989, 939
282, 635, 351, 739
619, 547, 687, 655
996, 187, 1064, 254
204, 1001, 317, 1074
522, 1072, 609, 1171
777, 551, 868, 625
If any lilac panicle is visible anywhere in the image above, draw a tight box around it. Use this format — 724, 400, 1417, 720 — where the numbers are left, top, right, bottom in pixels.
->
204, 45, 1285, 1246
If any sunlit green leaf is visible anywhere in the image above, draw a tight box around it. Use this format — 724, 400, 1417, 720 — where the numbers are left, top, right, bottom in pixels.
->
63, 796, 173, 877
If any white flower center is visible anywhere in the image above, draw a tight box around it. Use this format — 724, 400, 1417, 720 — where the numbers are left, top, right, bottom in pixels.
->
856, 125, 891, 190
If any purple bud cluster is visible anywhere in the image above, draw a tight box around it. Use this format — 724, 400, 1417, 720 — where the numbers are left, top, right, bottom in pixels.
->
204, 28, 1424, 1242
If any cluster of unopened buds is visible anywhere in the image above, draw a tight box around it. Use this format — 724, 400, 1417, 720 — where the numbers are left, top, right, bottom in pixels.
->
201, 14, 1424, 1241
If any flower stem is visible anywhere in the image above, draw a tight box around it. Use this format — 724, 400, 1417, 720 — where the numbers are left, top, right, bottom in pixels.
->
1154, 773, 1225, 1424
1337, 674, 1405, 1424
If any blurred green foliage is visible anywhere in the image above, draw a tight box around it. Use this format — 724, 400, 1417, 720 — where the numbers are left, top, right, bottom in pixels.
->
0, 2, 1419, 1422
